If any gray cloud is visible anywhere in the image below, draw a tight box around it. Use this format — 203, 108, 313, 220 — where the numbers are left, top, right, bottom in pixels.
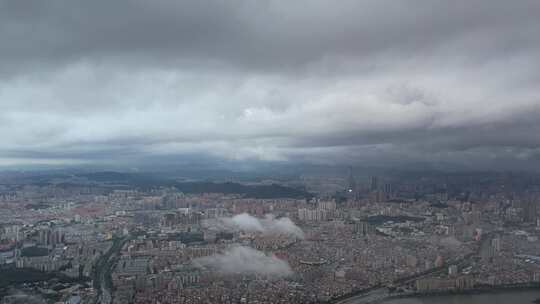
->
0, 1, 540, 170
193, 246, 293, 277
2, 1, 539, 72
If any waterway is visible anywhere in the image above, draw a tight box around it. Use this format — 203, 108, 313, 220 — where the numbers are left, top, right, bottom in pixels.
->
382, 290, 540, 304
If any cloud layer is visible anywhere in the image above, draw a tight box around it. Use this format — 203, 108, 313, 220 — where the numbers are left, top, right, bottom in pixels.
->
203, 213, 305, 239
1, 1, 540, 169
193, 246, 293, 277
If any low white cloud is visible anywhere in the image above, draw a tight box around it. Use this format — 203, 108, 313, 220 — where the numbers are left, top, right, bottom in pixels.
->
230, 213, 265, 232
193, 246, 293, 277
439, 236, 463, 248
203, 213, 305, 239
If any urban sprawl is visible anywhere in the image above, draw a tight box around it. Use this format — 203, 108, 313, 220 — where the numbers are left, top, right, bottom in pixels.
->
1, 172, 540, 304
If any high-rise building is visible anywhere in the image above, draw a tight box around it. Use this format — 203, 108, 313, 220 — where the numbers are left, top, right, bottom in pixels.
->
38, 229, 51, 246
370, 176, 378, 191
298, 208, 330, 222
523, 200, 538, 223
481, 244, 495, 263
38, 228, 64, 248
434, 255, 444, 267
383, 183, 393, 196
353, 220, 374, 236
318, 200, 336, 210
448, 265, 458, 276
491, 238, 501, 252
369, 190, 385, 203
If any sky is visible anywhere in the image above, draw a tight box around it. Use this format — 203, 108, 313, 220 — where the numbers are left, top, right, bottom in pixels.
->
1, 0, 540, 171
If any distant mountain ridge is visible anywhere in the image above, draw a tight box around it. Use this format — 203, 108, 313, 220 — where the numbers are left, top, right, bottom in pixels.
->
13, 171, 313, 199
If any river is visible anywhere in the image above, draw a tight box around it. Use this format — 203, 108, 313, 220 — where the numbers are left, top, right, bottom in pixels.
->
382, 290, 540, 304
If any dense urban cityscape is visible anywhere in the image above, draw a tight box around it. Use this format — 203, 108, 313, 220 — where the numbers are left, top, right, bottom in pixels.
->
1, 170, 540, 303
2, 1, 540, 303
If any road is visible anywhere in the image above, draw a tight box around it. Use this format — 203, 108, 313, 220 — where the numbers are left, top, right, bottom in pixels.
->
93, 236, 130, 304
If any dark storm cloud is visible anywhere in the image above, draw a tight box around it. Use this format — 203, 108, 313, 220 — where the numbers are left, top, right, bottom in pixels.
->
0, 0, 540, 169
2, 0, 539, 72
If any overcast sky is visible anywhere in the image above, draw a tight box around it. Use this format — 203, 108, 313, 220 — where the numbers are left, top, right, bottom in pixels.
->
1, 0, 540, 170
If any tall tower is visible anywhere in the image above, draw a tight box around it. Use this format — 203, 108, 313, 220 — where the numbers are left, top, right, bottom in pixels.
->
347, 167, 357, 193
